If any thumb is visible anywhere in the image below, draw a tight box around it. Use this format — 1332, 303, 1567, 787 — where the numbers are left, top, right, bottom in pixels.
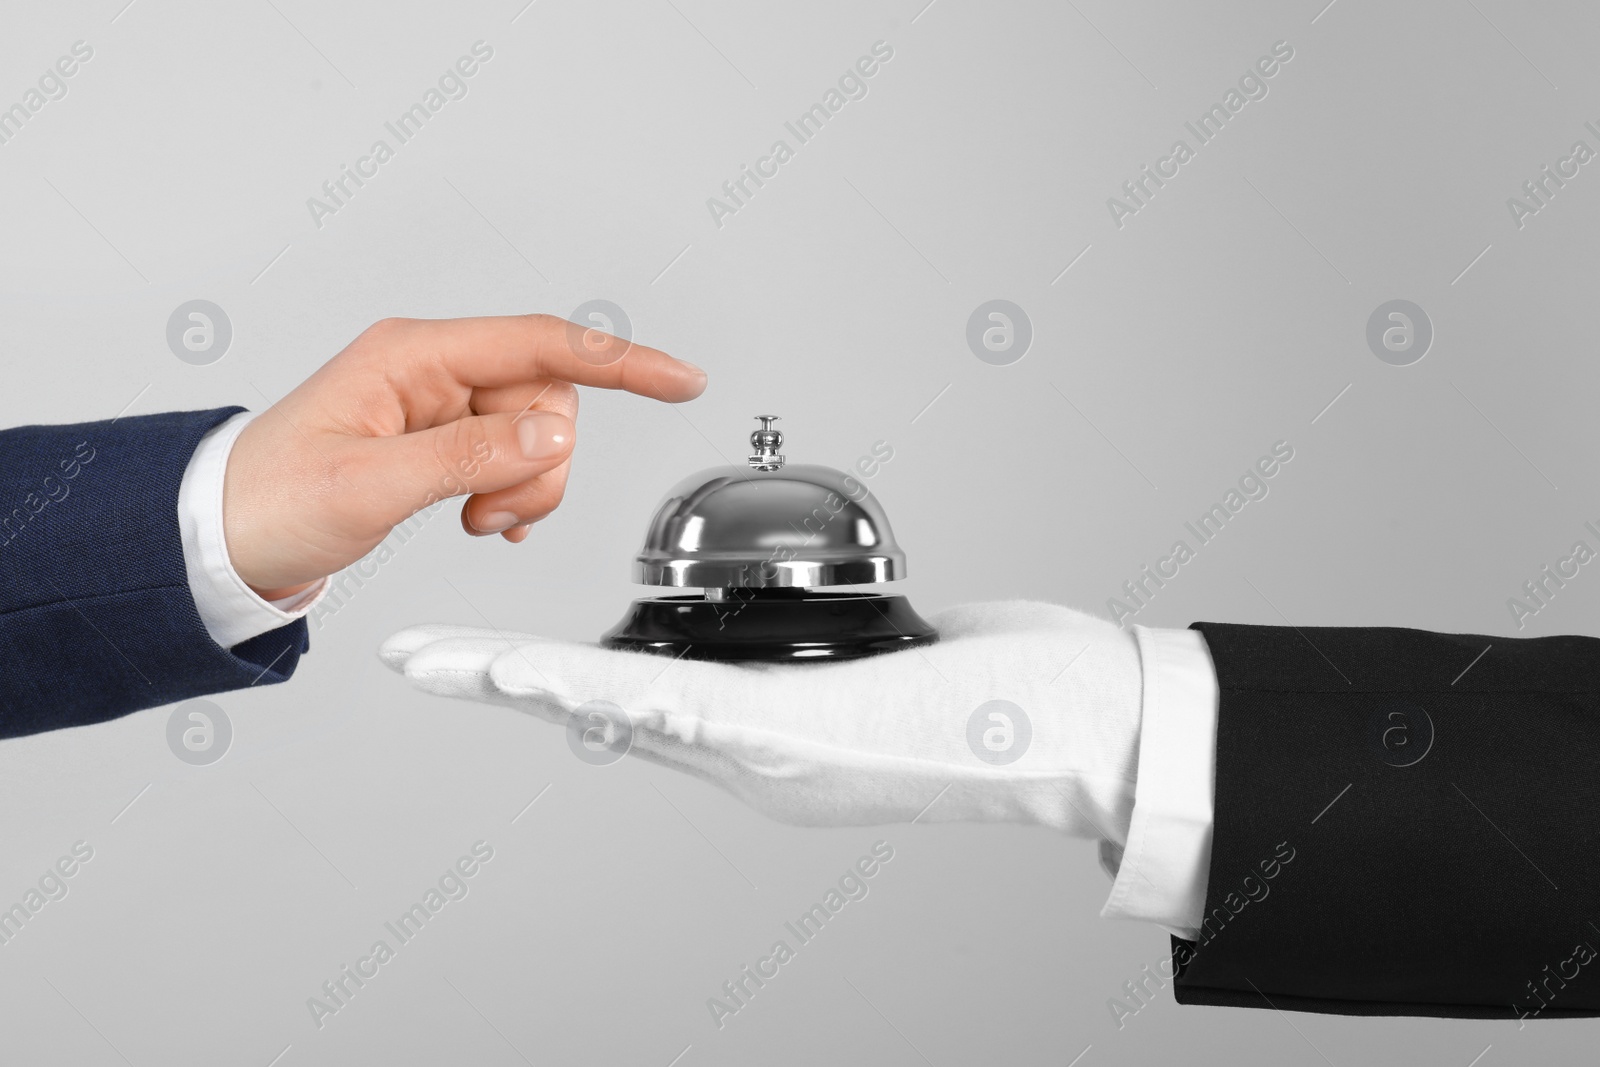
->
351, 411, 574, 525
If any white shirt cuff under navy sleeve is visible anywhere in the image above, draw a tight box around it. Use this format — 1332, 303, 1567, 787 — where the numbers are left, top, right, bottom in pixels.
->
1098, 625, 1219, 939
177, 411, 329, 649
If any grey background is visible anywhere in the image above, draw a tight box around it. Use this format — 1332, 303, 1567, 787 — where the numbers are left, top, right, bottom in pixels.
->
0, 0, 1596, 1063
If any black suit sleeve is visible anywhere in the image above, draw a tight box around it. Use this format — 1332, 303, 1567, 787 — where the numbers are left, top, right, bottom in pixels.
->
0, 408, 308, 737
1170, 622, 1600, 1020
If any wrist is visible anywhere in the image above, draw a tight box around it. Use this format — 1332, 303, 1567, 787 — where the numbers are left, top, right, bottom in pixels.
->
249, 579, 319, 601
181, 410, 330, 647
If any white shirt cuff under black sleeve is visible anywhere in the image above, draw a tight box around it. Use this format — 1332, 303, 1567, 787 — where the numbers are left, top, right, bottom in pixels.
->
1098, 625, 1219, 939
177, 411, 329, 649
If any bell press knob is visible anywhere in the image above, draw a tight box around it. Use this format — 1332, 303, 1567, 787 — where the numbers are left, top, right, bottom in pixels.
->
748, 415, 785, 471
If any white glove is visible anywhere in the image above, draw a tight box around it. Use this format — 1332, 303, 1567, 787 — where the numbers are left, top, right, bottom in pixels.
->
380, 601, 1143, 844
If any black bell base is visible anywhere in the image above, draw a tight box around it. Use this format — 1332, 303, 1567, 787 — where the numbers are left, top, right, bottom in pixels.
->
601, 590, 939, 662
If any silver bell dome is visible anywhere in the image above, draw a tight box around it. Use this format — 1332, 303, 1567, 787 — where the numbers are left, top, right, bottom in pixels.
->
632, 417, 906, 590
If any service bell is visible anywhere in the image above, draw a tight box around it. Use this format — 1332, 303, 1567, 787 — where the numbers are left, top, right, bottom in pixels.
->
600, 416, 939, 661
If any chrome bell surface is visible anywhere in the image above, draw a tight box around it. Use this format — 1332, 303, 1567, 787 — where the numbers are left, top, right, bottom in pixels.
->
634, 417, 906, 591
600, 416, 938, 662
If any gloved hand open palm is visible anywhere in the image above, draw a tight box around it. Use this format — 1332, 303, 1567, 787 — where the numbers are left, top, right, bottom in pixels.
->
383, 601, 1142, 841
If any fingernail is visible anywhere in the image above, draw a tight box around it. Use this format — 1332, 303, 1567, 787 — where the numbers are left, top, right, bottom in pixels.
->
517, 412, 571, 461
679, 359, 707, 382
476, 510, 519, 533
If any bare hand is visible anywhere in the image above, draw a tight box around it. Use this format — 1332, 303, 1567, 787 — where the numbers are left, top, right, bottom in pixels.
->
222, 314, 706, 599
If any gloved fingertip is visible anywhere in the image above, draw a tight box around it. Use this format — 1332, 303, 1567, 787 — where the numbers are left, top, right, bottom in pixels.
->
377, 629, 427, 672
487, 642, 553, 698
379, 625, 484, 672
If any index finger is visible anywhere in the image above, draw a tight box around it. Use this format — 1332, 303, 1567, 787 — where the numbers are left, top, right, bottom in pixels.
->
376, 314, 708, 404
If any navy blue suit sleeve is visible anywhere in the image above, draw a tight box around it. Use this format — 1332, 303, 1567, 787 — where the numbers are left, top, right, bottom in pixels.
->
0, 407, 309, 738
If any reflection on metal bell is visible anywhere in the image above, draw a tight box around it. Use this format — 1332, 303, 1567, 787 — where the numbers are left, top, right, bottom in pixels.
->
600, 416, 939, 662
